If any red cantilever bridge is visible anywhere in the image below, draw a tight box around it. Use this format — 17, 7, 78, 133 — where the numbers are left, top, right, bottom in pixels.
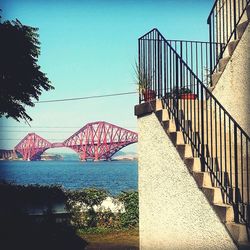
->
14, 121, 138, 161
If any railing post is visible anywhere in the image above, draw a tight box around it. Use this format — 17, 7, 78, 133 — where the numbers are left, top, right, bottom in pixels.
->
208, 16, 213, 84
175, 55, 179, 131
138, 38, 141, 103
157, 32, 161, 99
180, 41, 183, 89
233, 0, 237, 39
234, 123, 239, 223
201, 86, 205, 171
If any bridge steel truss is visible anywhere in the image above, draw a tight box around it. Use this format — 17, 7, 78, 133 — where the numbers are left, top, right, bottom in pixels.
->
15, 133, 52, 161
14, 121, 138, 161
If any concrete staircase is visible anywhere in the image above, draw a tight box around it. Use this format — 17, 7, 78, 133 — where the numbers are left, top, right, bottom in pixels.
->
210, 4, 250, 90
153, 99, 250, 248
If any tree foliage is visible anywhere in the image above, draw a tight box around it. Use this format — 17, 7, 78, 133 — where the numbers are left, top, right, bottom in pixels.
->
117, 191, 139, 228
66, 188, 109, 228
0, 19, 54, 121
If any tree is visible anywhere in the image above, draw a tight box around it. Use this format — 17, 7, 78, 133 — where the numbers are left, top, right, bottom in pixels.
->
0, 19, 54, 122
66, 188, 109, 228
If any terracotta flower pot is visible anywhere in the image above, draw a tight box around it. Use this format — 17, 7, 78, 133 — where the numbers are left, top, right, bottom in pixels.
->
143, 89, 156, 101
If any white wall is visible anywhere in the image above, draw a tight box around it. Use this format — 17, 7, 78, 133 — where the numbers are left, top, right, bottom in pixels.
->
213, 24, 250, 134
138, 113, 236, 250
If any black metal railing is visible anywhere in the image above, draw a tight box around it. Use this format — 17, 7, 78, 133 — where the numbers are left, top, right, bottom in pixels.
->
166, 40, 223, 86
139, 28, 250, 227
207, 0, 250, 75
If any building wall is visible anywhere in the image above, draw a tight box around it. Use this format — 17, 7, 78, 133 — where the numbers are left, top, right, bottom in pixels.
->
138, 113, 236, 250
213, 23, 250, 134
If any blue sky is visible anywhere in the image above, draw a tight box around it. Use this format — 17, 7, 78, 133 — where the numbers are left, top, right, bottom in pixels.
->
0, 0, 213, 153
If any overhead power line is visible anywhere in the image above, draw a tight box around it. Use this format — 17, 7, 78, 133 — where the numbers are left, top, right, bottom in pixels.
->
0, 138, 66, 141
34, 91, 137, 103
0, 125, 137, 129
0, 127, 137, 132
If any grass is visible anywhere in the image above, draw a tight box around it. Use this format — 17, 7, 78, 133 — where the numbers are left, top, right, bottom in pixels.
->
77, 227, 139, 249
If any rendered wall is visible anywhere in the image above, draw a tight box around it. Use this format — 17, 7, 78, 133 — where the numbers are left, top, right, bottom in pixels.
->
213, 24, 250, 134
138, 113, 236, 250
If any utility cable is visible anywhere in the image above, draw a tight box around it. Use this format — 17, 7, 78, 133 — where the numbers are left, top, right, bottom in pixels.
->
34, 91, 137, 103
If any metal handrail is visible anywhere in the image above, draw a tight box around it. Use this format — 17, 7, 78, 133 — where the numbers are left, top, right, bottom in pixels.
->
166, 39, 223, 86
207, 0, 250, 75
139, 28, 250, 227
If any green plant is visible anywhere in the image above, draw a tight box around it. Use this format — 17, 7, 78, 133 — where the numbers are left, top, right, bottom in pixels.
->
66, 188, 109, 228
97, 209, 120, 228
134, 62, 151, 94
165, 86, 192, 98
117, 191, 138, 228
178, 86, 192, 94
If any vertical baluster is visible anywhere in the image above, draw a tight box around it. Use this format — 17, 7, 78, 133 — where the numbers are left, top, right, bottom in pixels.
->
179, 42, 182, 130
215, 102, 218, 186
176, 54, 179, 131
219, 107, 223, 187
164, 42, 166, 98
208, 17, 213, 81
241, 132, 244, 221
201, 85, 205, 171
233, 0, 237, 39
157, 33, 160, 98
210, 96, 213, 175
229, 119, 233, 201
222, 0, 225, 45
246, 139, 249, 222
234, 123, 239, 223
206, 90, 209, 171
226, 0, 229, 43
138, 39, 141, 103
224, 113, 228, 202
149, 34, 152, 96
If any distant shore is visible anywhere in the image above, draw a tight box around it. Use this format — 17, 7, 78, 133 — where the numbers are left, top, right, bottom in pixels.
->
0, 153, 138, 161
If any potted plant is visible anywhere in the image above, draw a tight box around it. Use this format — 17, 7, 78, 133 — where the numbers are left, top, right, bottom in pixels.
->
178, 87, 197, 100
165, 86, 197, 100
135, 63, 156, 102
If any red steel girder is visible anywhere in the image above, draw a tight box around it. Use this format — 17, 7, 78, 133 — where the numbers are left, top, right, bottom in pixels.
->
14, 122, 138, 161
63, 121, 138, 161
14, 133, 52, 160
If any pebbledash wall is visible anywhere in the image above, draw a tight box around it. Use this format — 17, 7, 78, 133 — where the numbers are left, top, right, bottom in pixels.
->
212, 23, 250, 135
137, 113, 236, 250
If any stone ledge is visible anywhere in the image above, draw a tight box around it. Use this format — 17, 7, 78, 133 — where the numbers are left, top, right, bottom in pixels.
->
134, 100, 156, 117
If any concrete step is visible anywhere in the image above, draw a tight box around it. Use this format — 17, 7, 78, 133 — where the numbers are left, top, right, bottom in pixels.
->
176, 143, 193, 159
193, 171, 212, 187
211, 72, 222, 86
202, 186, 223, 204
219, 56, 231, 72
213, 203, 234, 223
155, 99, 164, 111
226, 223, 249, 243
184, 157, 202, 172
227, 39, 239, 56
208, 85, 215, 92
237, 20, 249, 40
162, 120, 176, 133
169, 131, 185, 145
155, 109, 170, 122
